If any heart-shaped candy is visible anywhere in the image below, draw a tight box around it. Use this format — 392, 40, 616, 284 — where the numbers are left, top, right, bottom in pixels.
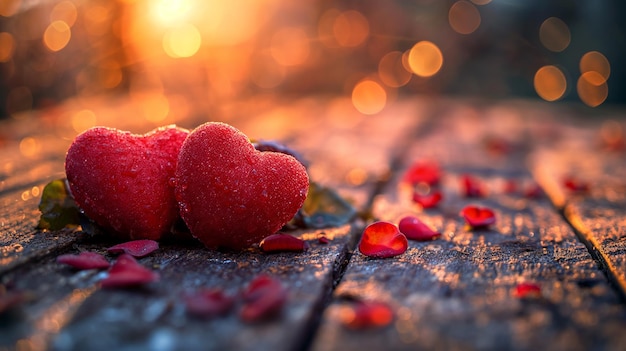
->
359, 221, 408, 258
65, 125, 188, 240
175, 122, 309, 250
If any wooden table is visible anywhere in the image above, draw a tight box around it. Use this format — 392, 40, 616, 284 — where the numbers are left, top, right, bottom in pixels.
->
1, 95, 625, 351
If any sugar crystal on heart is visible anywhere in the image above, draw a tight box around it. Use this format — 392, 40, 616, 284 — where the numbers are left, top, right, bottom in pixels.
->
175, 122, 309, 250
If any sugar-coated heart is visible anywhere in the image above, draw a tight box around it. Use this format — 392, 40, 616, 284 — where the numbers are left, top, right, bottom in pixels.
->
65, 125, 189, 240
359, 221, 408, 258
175, 122, 309, 250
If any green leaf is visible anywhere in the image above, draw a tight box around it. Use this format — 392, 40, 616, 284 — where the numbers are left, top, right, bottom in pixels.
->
37, 179, 80, 230
299, 181, 356, 229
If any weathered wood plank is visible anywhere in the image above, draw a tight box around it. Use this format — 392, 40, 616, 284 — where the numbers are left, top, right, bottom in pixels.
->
312, 101, 626, 351
528, 110, 626, 298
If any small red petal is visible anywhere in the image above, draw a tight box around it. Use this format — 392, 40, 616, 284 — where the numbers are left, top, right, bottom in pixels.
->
524, 184, 544, 199
359, 222, 408, 258
101, 254, 159, 289
563, 177, 589, 193
461, 174, 486, 198
398, 216, 440, 241
460, 205, 496, 228
411, 190, 442, 209
183, 289, 234, 317
57, 252, 110, 270
107, 240, 159, 258
503, 179, 518, 194
514, 282, 542, 298
240, 275, 288, 323
318, 236, 330, 244
260, 234, 308, 253
341, 300, 394, 330
402, 161, 441, 186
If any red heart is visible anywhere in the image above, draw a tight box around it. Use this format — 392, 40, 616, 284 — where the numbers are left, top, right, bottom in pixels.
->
65, 126, 188, 240
359, 221, 408, 258
175, 122, 309, 250
460, 205, 496, 228
398, 216, 440, 241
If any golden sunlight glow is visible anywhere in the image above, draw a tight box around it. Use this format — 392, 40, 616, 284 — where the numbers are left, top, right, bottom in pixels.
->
539, 17, 570, 52
135, 92, 170, 123
162, 24, 202, 58
43, 21, 71, 52
51, 1, 78, 27
271, 27, 310, 66
580, 51, 610, 83
0, 0, 21, 17
0, 32, 15, 62
578, 72, 608, 107
352, 79, 387, 115
71, 109, 97, 133
151, 0, 193, 27
250, 55, 286, 89
333, 10, 370, 47
378, 51, 411, 88
534, 65, 566, 101
449, 1, 481, 35
19, 137, 41, 158
408, 41, 443, 78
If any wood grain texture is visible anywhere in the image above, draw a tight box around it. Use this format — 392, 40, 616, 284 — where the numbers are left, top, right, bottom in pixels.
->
312, 101, 626, 351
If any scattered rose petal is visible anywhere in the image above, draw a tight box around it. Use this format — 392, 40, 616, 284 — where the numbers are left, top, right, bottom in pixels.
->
524, 184, 544, 199
398, 216, 440, 241
503, 179, 518, 194
240, 275, 288, 323
411, 190, 442, 209
402, 161, 441, 186
183, 288, 234, 318
100, 254, 159, 289
107, 239, 159, 258
514, 282, 542, 298
461, 174, 486, 198
260, 234, 309, 253
563, 177, 589, 193
318, 236, 330, 244
340, 300, 394, 330
56, 252, 110, 270
359, 221, 408, 258
460, 205, 496, 228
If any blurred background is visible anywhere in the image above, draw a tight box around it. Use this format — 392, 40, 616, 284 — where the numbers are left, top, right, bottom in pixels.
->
0, 0, 624, 120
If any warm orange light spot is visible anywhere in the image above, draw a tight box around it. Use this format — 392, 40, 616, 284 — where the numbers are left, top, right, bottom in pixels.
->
578, 72, 608, 107
470, 0, 492, 4
539, 17, 570, 52
318, 8, 341, 48
408, 41, 443, 78
51, 1, 78, 27
580, 51, 610, 83
151, 0, 192, 27
352, 79, 387, 115
449, 1, 481, 35
135, 92, 170, 123
346, 168, 368, 186
534, 65, 566, 102
71, 109, 97, 133
84, 3, 111, 36
19, 137, 41, 158
99, 60, 123, 89
43, 20, 71, 52
378, 51, 412, 88
270, 27, 310, 66
250, 56, 286, 89
0, 0, 21, 17
162, 24, 201, 58
333, 10, 369, 47
0, 32, 15, 62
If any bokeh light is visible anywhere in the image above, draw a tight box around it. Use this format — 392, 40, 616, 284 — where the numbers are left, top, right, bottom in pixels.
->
577, 72, 608, 107
43, 20, 71, 52
352, 79, 387, 115
470, 0, 492, 5
408, 41, 443, 78
51, 1, 78, 27
0, 32, 15, 62
0, 0, 21, 17
539, 17, 570, 52
333, 10, 369, 47
271, 27, 310, 66
580, 51, 610, 83
448, 1, 481, 35
162, 24, 202, 58
534, 65, 567, 102
378, 51, 411, 88
71, 110, 97, 133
